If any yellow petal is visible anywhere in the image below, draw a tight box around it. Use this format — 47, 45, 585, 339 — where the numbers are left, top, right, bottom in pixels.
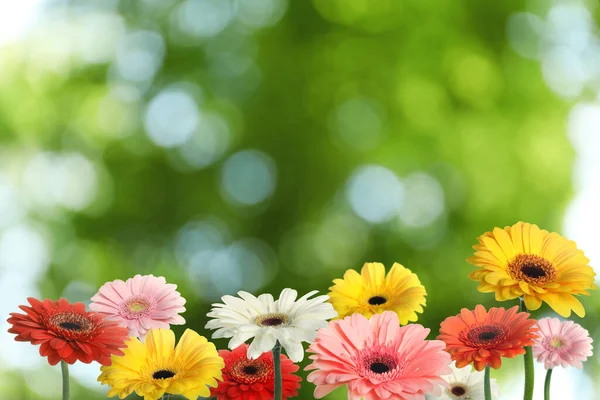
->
509, 223, 524, 254
522, 222, 531, 253
493, 227, 516, 260
361, 262, 386, 287
145, 329, 176, 359
519, 281, 532, 295
528, 224, 544, 255
540, 293, 571, 317
523, 294, 542, 310
481, 236, 508, 264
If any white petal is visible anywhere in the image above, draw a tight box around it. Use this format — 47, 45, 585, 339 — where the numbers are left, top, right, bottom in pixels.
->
228, 330, 257, 349
247, 331, 277, 359
276, 288, 298, 313
238, 291, 271, 314
279, 337, 305, 362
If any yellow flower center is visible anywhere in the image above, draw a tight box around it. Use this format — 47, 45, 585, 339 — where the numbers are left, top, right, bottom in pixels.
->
550, 337, 564, 349
129, 302, 146, 312
507, 254, 556, 285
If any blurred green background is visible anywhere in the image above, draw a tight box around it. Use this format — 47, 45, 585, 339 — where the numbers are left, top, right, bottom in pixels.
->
0, 0, 599, 399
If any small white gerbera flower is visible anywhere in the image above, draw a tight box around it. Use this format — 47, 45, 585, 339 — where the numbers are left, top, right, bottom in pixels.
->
205, 288, 337, 362
438, 362, 499, 400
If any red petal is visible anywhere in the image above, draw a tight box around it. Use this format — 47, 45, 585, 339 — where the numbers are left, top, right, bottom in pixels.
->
50, 338, 67, 349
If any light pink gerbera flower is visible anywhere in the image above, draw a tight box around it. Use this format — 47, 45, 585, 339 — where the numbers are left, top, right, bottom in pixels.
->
532, 317, 593, 369
90, 274, 186, 338
306, 311, 451, 400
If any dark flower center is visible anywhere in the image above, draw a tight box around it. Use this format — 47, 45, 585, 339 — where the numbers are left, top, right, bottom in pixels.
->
368, 296, 387, 306
370, 362, 390, 374
478, 331, 498, 341
255, 313, 289, 327
59, 322, 83, 331
243, 365, 258, 375
261, 318, 284, 326
49, 312, 92, 334
451, 386, 467, 396
507, 254, 556, 284
152, 370, 175, 379
464, 324, 506, 348
231, 360, 270, 384
521, 265, 546, 278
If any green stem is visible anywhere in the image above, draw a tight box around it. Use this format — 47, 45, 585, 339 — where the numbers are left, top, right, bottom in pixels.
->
544, 369, 553, 400
520, 297, 534, 400
484, 365, 492, 400
272, 341, 282, 400
60, 360, 70, 400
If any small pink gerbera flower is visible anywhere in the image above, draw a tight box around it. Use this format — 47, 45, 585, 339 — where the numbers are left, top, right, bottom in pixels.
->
306, 311, 451, 400
532, 317, 593, 369
90, 274, 186, 338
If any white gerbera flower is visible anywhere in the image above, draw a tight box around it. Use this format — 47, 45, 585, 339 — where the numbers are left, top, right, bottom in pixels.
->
438, 362, 499, 400
205, 288, 337, 362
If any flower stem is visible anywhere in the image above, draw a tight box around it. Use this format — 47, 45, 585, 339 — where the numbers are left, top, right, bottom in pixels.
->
520, 297, 534, 400
544, 369, 553, 400
484, 365, 492, 400
272, 341, 282, 400
60, 360, 70, 400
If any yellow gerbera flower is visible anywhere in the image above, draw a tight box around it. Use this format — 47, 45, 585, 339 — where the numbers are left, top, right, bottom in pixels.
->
328, 262, 427, 324
468, 222, 596, 317
98, 328, 224, 400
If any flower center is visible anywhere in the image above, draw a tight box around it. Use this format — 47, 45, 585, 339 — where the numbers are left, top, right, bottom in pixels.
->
479, 331, 497, 341
355, 346, 401, 380
255, 313, 289, 327
370, 362, 390, 373
464, 324, 506, 348
60, 322, 83, 331
508, 254, 556, 285
152, 370, 175, 380
49, 312, 92, 333
550, 337, 564, 349
368, 296, 387, 306
542, 334, 571, 353
243, 365, 258, 375
121, 296, 155, 319
451, 385, 467, 396
230, 359, 271, 384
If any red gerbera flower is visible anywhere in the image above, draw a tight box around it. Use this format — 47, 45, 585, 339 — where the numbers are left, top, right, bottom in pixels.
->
211, 343, 301, 400
7, 297, 129, 366
438, 304, 538, 371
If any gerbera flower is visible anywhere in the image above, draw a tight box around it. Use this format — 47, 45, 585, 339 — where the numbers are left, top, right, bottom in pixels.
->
211, 343, 301, 400
306, 311, 451, 400
439, 361, 499, 400
328, 262, 427, 324
438, 305, 538, 371
89, 274, 186, 338
98, 328, 223, 400
532, 317, 593, 369
7, 297, 128, 366
467, 222, 596, 317
205, 288, 337, 362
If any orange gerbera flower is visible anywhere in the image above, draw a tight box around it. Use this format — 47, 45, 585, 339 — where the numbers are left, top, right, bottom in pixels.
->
438, 305, 538, 371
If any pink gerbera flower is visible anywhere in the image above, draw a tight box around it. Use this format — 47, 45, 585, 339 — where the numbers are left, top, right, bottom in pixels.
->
306, 311, 451, 400
532, 317, 593, 369
90, 274, 186, 338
